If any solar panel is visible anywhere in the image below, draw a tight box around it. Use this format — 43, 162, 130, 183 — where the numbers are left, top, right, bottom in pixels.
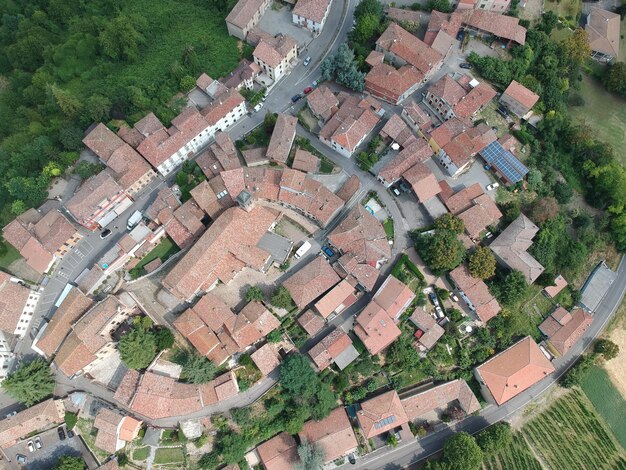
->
482, 141, 528, 184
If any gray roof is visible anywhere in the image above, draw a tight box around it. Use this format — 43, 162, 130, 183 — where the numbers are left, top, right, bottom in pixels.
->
580, 261, 617, 312
257, 231, 293, 267
334, 343, 360, 370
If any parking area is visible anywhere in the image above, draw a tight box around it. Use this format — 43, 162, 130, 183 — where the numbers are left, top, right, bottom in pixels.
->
4, 427, 98, 470
259, 4, 314, 47
390, 190, 433, 229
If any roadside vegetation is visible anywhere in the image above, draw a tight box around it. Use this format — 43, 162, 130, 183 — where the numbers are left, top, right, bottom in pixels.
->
1, 358, 55, 406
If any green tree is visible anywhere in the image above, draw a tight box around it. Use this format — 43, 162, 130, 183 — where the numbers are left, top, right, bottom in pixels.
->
266, 329, 282, 343
75, 161, 103, 179
468, 247, 496, 279
602, 62, 626, 97
310, 382, 336, 420
320, 44, 365, 92
295, 440, 326, 470
246, 286, 265, 302
117, 452, 129, 466
415, 230, 466, 274
99, 14, 147, 61
2, 359, 55, 406
351, 13, 380, 44
280, 354, 319, 398
539, 11, 558, 34
271, 286, 294, 310
54, 456, 86, 470
594, 339, 619, 360
175, 351, 217, 384
492, 270, 528, 307
84, 94, 111, 123
561, 28, 591, 67
11, 200, 27, 215
434, 213, 464, 234
427, 0, 452, 12
561, 353, 596, 387
119, 326, 157, 370
476, 422, 512, 454
49, 84, 82, 118
387, 434, 399, 447
441, 432, 483, 470
154, 327, 175, 351
64, 412, 78, 430
355, 0, 384, 19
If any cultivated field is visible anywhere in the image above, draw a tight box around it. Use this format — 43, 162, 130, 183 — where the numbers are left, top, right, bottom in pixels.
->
483, 433, 541, 470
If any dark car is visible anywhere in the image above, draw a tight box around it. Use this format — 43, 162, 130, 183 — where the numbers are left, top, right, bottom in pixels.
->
456, 31, 465, 41
291, 94, 302, 103
16, 455, 26, 464
348, 454, 356, 465
496, 106, 509, 118
99, 228, 112, 239
428, 292, 438, 305
67, 428, 75, 438
459, 63, 472, 69
321, 246, 334, 258
303, 87, 313, 94
57, 426, 66, 441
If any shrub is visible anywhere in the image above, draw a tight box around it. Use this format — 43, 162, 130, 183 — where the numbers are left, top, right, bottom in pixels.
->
65, 412, 78, 430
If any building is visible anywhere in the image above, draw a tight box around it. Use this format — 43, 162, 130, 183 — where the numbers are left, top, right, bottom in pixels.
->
401, 100, 433, 135
297, 309, 326, 336
299, 408, 358, 463
480, 140, 529, 185
251, 343, 282, 375
409, 308, 444, 351
225, 0, 272, 39
401, 379, 481, 421
580, 261, 617, 313
500, 80, 539, 118
449, 264, 500, 323
489, 214, 544, 284
195, 131, 241, 175
53, 296, 136, 378
306, 86, 339, 123
82, 123, 157, 195
314, 279, 357, 319
333, 253, 381, 292
252, 33, 298, 82
266, 113, 297, 163
220, 59, 262, 90
284, 257, 341, 309
0, 399, 65, 449
372, 275, 415, 321
293, 0, 333, 33
3, 206, 80, 275
403, 162, 440, 203
439, 182, 502, 239
474, 336, 554, 405
379, 113, 419, 149
65, 170, 133, 231
586, 8, 621, 62
423, 74, 496, 123
539, 307, 593, 356
292, 148, 320, 173
319, 94, 382, 158
365, 61, 423, 105
162, 206, 281, 301
93, 408, 142, 454
377, 139, 434, 187
356, 390, 409, 439
335, 175, 361, 203
256, 432, 299, 470
543, 274, 568, 299
459, 0, 511, 12
308, 327, 360, 370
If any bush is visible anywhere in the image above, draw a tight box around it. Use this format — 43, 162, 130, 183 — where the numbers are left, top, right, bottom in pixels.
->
561, 354, 596, 388
594, 339, 619, 360
65, 412, 78, 430
271, 286, 294, 310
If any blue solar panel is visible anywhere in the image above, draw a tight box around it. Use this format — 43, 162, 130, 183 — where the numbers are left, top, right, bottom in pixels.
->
481, 141, 528, 184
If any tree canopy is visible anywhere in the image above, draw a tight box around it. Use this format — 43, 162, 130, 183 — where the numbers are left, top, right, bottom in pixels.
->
173, 350, 218, 384
119, 324, 158, 370
54, 455, 86, 470
468, 247, 496, 279
295, 440, 326, 470
476, 422, 512, 454
594, 339, 619, 361
2, 358, 55, 406
320, 44, 365, 92
441, 432, 483, 470
414, 226, 466, 274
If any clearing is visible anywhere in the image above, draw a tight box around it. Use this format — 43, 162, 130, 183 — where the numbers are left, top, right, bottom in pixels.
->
600, 300, 626, 399
154, 447, 186, 465
544, 0, 581, 25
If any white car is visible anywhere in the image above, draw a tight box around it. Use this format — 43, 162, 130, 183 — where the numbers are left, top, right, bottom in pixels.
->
486, 182, 500, 191
27, 441, 34, 452
303, 56, 311, 66
254, 102, 264, 112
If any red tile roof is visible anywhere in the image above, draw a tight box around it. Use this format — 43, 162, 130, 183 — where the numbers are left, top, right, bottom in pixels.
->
253, 35, 297, 69
457, 193, 502, 239
257, 432, 299, 470
319, 95, 381, 153
365, 63, 423, 104
308, 327, 354, 370
502, 80, 540, 110
0, 399, 64, 449
314, 279, 357, 318
354, 301, 402, 355
427, 75, 468, 107
65, 170, 126, 224
251, 343, 282, 375
130, 371, 203, 419
378, 139, 434, 185
544, 275, 568, 298
293, 0, 331, 23
335, 175, 361, 203
94, 408, 124, 454
300, 408, 358, 463
292, 149, 320, 173
450, 265, 501, 323
454, 82, 497, 119
403, 162, 440, 202
377, 23, 443, 75
0, 272, 32, 334
297, 309, 326, 336
356, 390, 409, 439
306, 86, 339, 122
284, 257, 341, 309
267, 114, 297, 163
373, 275, 416, 320
226, 0, 268, 29
409, 308, 444, 350
401, 379, 481, 419
540, 308, 593, 356
586, 8, 621, 58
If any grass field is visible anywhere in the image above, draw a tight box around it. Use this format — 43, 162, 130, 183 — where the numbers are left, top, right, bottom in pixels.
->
544, 0, 581, 24
522, 389, 626, 469
154, 447, 186, 465
580, 366, 626, 449
132, 446, 150, 461
0, 243, 22, 271
483, 433, 541, 470
569, 75, 626, 165
383, 219, 394, 240
130, 236, 180, 278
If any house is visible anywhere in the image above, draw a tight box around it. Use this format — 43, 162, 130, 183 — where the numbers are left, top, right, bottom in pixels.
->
335, 175, 361, 203
3, 207, 81, 275
365, 61, 423, 105
267, 113, 297, 163
293, 0, 333, 33
155, 198, 206, 250
354, 300, 402, 355
539, 307, 593, 356
449, 264, 500, 323
220, 59, 262, 90
373, 275, 415, 321
299, 408, 358, 464
319, 94, 382, 158
409, 308, 444, 351
82, 123, 157, 195
376, 23, 444, 82
162, 206, 281, 301
199, 371, 240, 405
580, 261, 617, 313
65, 170, 133, 231
423, 74, 496, 123
439, 183, 502, 239
543, 274, 568, 299
284, 257, 341, 309
377, 139, 434, 187
242, 147, 270, 167
306, 86, 339, 123
489, 214, 544, 284
0, 399, 65, 449
500, 80, 539, 118
256, 432, 299, 470
586, 8, 621, 62
401, 100, 433, 136
314, 279, 357, 319
403, 162, 440, 203
252, 32, 298, 82
225, 0, 272, 39
356, 390, 409, 439
292, 148, 320, 173
196, 131, 241, 174
328, 205, 391, 268
251, 343, 282, 375
474, 336, 554, 405
333, 253, 381, 292
480, 140, 529, 185
297, 309, 326, 336
401, 379, 481, 421
93, 408, 142, 454
379, 113, 418, 149
308, 327, 360, 370
53, 296, 136, 378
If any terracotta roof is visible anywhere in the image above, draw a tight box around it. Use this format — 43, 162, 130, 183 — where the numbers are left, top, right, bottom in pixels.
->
242, 147, 269, 167
365, 63, 423, 104
586, 8, 620, 58
130, 371, 203, 419
379, 114, 416, 148
134, 113, 164, 136
292, 148, 320, 173
200, 371, 240, 403
297, 309, 326, 336
328, 205, 391, 267
98, 460, 121, 470
231, 301, 280, 349
253, 35, 298, 69
409, 308, 444, 350
220, 59, 261, 89
65, 170, 125, 223
489, 214, 544, 284
173, 308, 220, 357
365, 50, 385, 67
36, 288, 93, 357
377, 23, 443, 75
442, 182, 484, 214
356, 390, 409, 439
119, 416, 142, 442
457, 193, 502, 239
306, 86, 339, 122
94, 408, 123, 454
427, 75, 468, 107
284, 257, 341, 309
454, 81, 497, 119
401, 379, 481, 419
267, 114, 297, 163
251, 343, 282, 375
502, 80, 540, 111
162, 206, 278, 300
146, 187, 181, 222
0, 273, 31, 334
386, 7, 421, 24
201, 89, 246, 127
308, 327, 354, 370
257, 432, 299, 470
544, 275, 568, 298
540, 308, 593, 355
403, 162, 440, 202
334, 253, 380, 292
475, 336, 554, 405
354, 301, 402, 355
401, 101, 433, 132
320, 95, 381, 153
461, 10, 526, 45
0, 399, 64, 448
378, 139, 434, 185
314, 279, 357, 318
209, 132, 240, 171
293, 0, 331, 23
226, 0, 268, 29
114, 369, 141, 406
373, 275, 415, 320
450, 264, 501, 323
335, 175, 361, 202
300, 408, 358, 463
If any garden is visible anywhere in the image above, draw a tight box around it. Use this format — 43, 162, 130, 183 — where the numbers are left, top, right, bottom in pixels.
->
129, 237, 180, 279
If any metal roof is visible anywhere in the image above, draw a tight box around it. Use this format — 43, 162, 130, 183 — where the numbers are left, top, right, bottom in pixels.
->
481, 141, 528, 184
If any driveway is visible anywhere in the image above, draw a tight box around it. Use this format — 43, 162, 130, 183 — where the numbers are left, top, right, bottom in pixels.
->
259, 4, 314, 47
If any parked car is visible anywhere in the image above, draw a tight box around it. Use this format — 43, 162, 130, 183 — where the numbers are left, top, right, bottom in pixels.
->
392, 187, 400, 196
450, 293, 459, 302
435, 306, 445, 319
496, 106, 509, 117
459, 63, 472, 69
99, 228, 112, 239
348, 454, 356, 465
486, 182, 500, 191
16, 454, 27, 464
428, 292, 438, 306
27, 441, 34, 452
399, 182, 410, 193
303, 87, 313, 94
67, 428, 75, 439
254, 102, 264, 112
291, 94, 302, 103
57, 426, 66, 441
303, 56, 311, 66
34, 437, 42, 450
312, 80, 319, 87
321, 246, 334, 258
456, 31, 465, 41
5, 411, 16, 418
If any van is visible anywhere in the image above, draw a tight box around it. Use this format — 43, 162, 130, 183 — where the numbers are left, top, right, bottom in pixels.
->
126, 210, 142, 231
294, 241, 312, 259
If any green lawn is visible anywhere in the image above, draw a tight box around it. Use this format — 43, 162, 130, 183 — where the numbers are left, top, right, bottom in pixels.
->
130, 236, 180, 279
153, 447, 185, 465
483, 433, 541, 470
383, 219, 394, 240
544, 0, 581, 25
569, 75, 626, 165
0, 242, 22, 271
580, 366, 626, 449
132, 446, 150, 461
76, 418, 110, 462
